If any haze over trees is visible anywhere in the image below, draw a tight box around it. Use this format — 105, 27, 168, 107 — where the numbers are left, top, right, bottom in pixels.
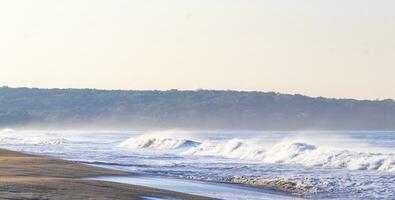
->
0, 87, 394, 130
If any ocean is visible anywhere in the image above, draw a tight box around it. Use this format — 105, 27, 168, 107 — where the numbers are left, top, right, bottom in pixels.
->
0, 129, 394, 199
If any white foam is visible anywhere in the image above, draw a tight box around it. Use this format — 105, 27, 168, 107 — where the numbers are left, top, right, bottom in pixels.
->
263, 141, 316, 163
184, 137, 395, 172
227, 176, 322, 194
0, 137, 68, 145
184, 139, 266, 160
118, 132, 200, 150
262, 140, 395, 172
0, 128, 15, 134
1, 130, 394, 199
112, 131, 395, 172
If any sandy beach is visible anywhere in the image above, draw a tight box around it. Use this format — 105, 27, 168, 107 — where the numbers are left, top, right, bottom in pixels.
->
0, 148, 213, 200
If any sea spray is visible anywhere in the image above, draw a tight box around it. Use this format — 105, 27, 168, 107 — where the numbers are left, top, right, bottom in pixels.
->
2, 130, 394, 199
183, 139, 266, 160
0, 128, 15, 134
119, 132, 395, 172
118, 132, 200, 150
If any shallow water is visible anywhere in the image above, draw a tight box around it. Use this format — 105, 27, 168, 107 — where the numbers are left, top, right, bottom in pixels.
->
89, 175, 298, 200
0, 129, 394, 199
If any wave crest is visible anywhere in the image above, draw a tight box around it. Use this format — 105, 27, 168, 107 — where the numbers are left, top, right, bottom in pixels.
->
0, 137, 68, 145
263, 141, 317, 163
118, 134, 200, 150
186, 139, 395, 172
0, 128, 15, 134
119, 133, 395, 172
263, 140, 395, 172
184, 139, 266, 160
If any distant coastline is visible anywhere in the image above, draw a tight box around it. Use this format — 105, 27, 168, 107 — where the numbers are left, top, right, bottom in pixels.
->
1, 86, 395, 130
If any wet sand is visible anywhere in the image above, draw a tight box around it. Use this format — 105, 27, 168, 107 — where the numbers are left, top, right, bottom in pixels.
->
0, 149, 214, 200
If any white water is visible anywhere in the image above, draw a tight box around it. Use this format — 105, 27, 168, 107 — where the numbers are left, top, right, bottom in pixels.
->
1, 129, 394, 199
118, 132, 395, 172
118, 132, 200, 150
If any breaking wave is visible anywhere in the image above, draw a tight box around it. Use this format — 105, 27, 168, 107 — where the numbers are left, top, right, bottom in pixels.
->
0, 129, 68, 145
0, 128, 15, 134
118, 133, 200, 150
262, 140, 395, 172
0, 137, 68, 145
183, 139, 266, 160
120, 133, 395, 172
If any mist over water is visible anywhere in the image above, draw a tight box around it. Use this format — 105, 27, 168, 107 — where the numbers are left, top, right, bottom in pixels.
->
0, 129, 394, 199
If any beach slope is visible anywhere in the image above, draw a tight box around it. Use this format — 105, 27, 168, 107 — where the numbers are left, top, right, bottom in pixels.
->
0, 149, 213, 200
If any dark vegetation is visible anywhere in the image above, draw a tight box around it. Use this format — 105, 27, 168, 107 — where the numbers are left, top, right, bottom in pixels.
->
0, 86, 394, 130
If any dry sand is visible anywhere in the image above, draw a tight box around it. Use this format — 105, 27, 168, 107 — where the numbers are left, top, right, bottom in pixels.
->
0, 149, 214, 200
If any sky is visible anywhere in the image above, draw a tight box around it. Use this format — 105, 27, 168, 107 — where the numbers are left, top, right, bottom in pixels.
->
0, 0, 394, 100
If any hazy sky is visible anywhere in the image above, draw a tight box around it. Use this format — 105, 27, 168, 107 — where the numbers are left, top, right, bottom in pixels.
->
0, 0, 394, 99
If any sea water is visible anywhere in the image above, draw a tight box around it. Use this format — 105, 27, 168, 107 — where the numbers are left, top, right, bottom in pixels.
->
0, 129, 394, 199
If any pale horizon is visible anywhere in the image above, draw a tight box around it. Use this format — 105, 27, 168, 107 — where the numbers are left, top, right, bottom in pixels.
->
1, 0, 394, 100
1, 1, 395, 199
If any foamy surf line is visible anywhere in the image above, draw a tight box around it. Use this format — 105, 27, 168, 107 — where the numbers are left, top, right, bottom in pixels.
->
2, 129, 394, 199
0, 129, 69, 145
118, 133, 395, 172
89, 175, 301, 200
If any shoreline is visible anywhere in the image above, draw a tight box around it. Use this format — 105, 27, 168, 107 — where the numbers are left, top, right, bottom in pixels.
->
0, 148, 213, 200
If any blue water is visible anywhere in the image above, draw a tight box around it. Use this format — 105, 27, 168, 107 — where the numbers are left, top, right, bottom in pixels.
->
0, 129, 394, 199
89, 175, 299, 200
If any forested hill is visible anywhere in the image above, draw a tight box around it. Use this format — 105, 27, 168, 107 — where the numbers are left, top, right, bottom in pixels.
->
0, 87, 394, 130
